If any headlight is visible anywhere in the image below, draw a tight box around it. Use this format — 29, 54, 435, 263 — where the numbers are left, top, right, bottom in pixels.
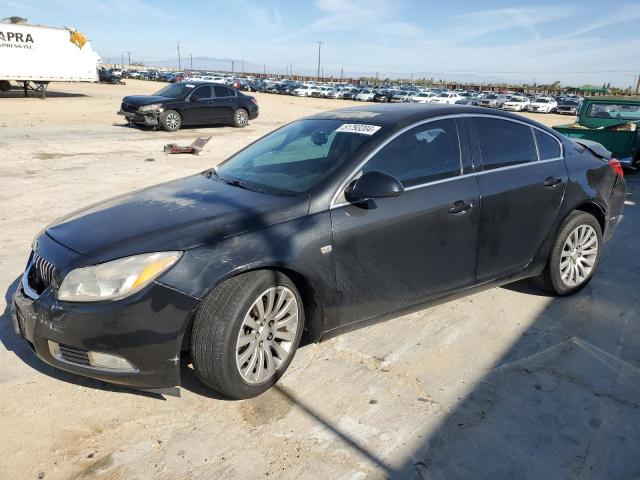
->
138, 103, 162, 113
58, 251, 182, 302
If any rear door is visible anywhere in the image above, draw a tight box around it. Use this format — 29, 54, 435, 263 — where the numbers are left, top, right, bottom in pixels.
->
331, 118, 480, 325
468, 116, 567, 282
212, 85, 238, 122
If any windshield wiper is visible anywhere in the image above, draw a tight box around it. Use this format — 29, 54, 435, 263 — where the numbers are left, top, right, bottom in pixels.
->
220, 177, 268, 194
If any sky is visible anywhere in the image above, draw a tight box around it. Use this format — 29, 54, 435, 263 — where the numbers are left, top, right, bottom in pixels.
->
2, 0, 639, 87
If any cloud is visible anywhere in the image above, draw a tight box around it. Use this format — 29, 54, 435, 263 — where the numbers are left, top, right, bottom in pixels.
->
450, 6, 576, 41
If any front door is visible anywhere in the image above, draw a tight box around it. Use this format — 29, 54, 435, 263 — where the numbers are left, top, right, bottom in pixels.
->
330, 118, 480, 325
468, 116, 568, 282
182, 85, 214, 125
212, 85, 238, 123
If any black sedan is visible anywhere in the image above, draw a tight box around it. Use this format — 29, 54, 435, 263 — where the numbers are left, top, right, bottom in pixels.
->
118, 81, 259, 131
13, 104, 626, 399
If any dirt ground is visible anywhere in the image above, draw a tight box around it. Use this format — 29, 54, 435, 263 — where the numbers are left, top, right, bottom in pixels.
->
1, 80, 638, 480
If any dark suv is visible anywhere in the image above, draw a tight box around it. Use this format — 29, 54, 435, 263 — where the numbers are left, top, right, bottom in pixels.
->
118, 81, 259, 131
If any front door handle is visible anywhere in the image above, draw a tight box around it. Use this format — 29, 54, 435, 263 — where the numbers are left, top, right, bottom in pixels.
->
543, 176, 562, 187
449, 200, 474, 215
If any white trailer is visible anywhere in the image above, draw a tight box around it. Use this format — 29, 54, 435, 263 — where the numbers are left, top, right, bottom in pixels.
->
0, 21, 100, 98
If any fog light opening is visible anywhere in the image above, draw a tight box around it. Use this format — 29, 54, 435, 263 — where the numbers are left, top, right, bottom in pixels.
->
87, 351, 137, 372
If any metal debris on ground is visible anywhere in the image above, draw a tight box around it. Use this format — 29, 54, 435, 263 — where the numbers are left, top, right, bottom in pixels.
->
163, 137, 212, 155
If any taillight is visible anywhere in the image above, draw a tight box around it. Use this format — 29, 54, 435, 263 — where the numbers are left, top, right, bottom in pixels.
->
609, 158, 624, 177
250, 97, 258, 105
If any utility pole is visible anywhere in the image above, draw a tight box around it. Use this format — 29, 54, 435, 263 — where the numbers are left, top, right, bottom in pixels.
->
340, 67, 343, 81
190, 53, 193, 71
127, 51, 131, 71
316, 41, 324, 81
636, 74, 640, 94
176, 41, 181, 70
231, 60, 234, 73
241, 60, 245, 74
121, 54, 124, 69
263, 64, 266, 76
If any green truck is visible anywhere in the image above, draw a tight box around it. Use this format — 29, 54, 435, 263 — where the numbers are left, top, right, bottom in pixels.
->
553, 95, 640, 169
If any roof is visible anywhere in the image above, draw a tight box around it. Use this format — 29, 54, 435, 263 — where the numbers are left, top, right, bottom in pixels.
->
583, 95, 640, 104
305, 103, 537, 129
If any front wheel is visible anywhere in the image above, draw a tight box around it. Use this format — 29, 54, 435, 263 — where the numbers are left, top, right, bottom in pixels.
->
159, 109, 182, 131
232, 108, 249, 128
533, 211, 602, 295
191, 270, 304, 399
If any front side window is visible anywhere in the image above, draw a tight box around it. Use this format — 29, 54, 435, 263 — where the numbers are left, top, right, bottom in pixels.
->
535, 130, 562, 160
474, 118, 537, 170
362, 119, 461, 187
217, 119, 379, 194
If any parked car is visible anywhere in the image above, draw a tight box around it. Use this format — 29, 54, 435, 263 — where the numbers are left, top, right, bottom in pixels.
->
430, 92, 463, 105
478, 94, 507, 109
97, 68, 123, 84
411, 92, 437, 103
341, 88, 361, 100
390, 91, 412, 103
554, 95, 640, 168
117, 81, 258, 131
373, 90, 394, 102
502, 96, 531, 112
455, 97, 478, 106
355, 89, 376, 101
529, 97, 558, 113
555, 99, 582, 116
293, 85, 312, 97
14, 104, 626, 399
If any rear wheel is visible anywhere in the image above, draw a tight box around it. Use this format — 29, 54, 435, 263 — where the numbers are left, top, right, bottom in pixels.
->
159, 109, 182, 131
534, 211, 602, 295
191, 270, 304, 399
232, 108, 249, 128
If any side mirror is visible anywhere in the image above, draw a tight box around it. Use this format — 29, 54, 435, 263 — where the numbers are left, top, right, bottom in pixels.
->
345, 171, 404, 201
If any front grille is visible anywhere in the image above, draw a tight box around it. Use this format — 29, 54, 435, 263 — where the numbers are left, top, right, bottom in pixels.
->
27, 252, 56, 295
59, 344, 90, 366
121, 102, 138, 113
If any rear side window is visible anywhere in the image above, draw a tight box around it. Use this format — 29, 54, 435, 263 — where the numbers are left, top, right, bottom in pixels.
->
213, 86, 231, 97
474, 118, 537, 170
191, 85, 212, 100
363, 119, 461, 187
535, 130, 562, 160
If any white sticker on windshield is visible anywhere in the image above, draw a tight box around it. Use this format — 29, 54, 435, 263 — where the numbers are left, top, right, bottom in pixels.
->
336, 123, 381, 135
185, 84, 195, 88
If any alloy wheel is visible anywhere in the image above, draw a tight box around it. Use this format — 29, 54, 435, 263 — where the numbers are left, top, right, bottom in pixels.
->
165, 112, 180, 130
559, 224, 598, 287
235, 286, 299, 384
236, 110, 249, 126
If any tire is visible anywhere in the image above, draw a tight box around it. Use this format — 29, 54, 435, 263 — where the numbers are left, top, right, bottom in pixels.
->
232, 108, 249, 128
533, 211, 602, 295
159, 109, 182, 132
191, 270, 304, 399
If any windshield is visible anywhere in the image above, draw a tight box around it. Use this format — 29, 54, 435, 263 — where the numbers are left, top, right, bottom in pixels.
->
216, 119, 380, 194
154, 83, 196, 98
485, 95, 497, 99
535, 98, 550, 103
586, 103, 640, 121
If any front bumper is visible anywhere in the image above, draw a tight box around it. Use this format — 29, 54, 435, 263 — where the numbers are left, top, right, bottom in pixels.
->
12, 244, 199, 389
117, 110, 160, 126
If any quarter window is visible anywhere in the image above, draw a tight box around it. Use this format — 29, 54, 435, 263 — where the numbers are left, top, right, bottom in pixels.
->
474, 118, 537, 170
362, 119, 461, 187
535, 130, 562, 160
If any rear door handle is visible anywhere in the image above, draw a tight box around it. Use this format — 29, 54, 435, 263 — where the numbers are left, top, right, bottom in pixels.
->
543, 176, 562, 187
449, 200, 474, 215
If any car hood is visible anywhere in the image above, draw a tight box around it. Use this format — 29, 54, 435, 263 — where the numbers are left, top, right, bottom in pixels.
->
46, 174, 309, 261
122, 95, 177, 106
